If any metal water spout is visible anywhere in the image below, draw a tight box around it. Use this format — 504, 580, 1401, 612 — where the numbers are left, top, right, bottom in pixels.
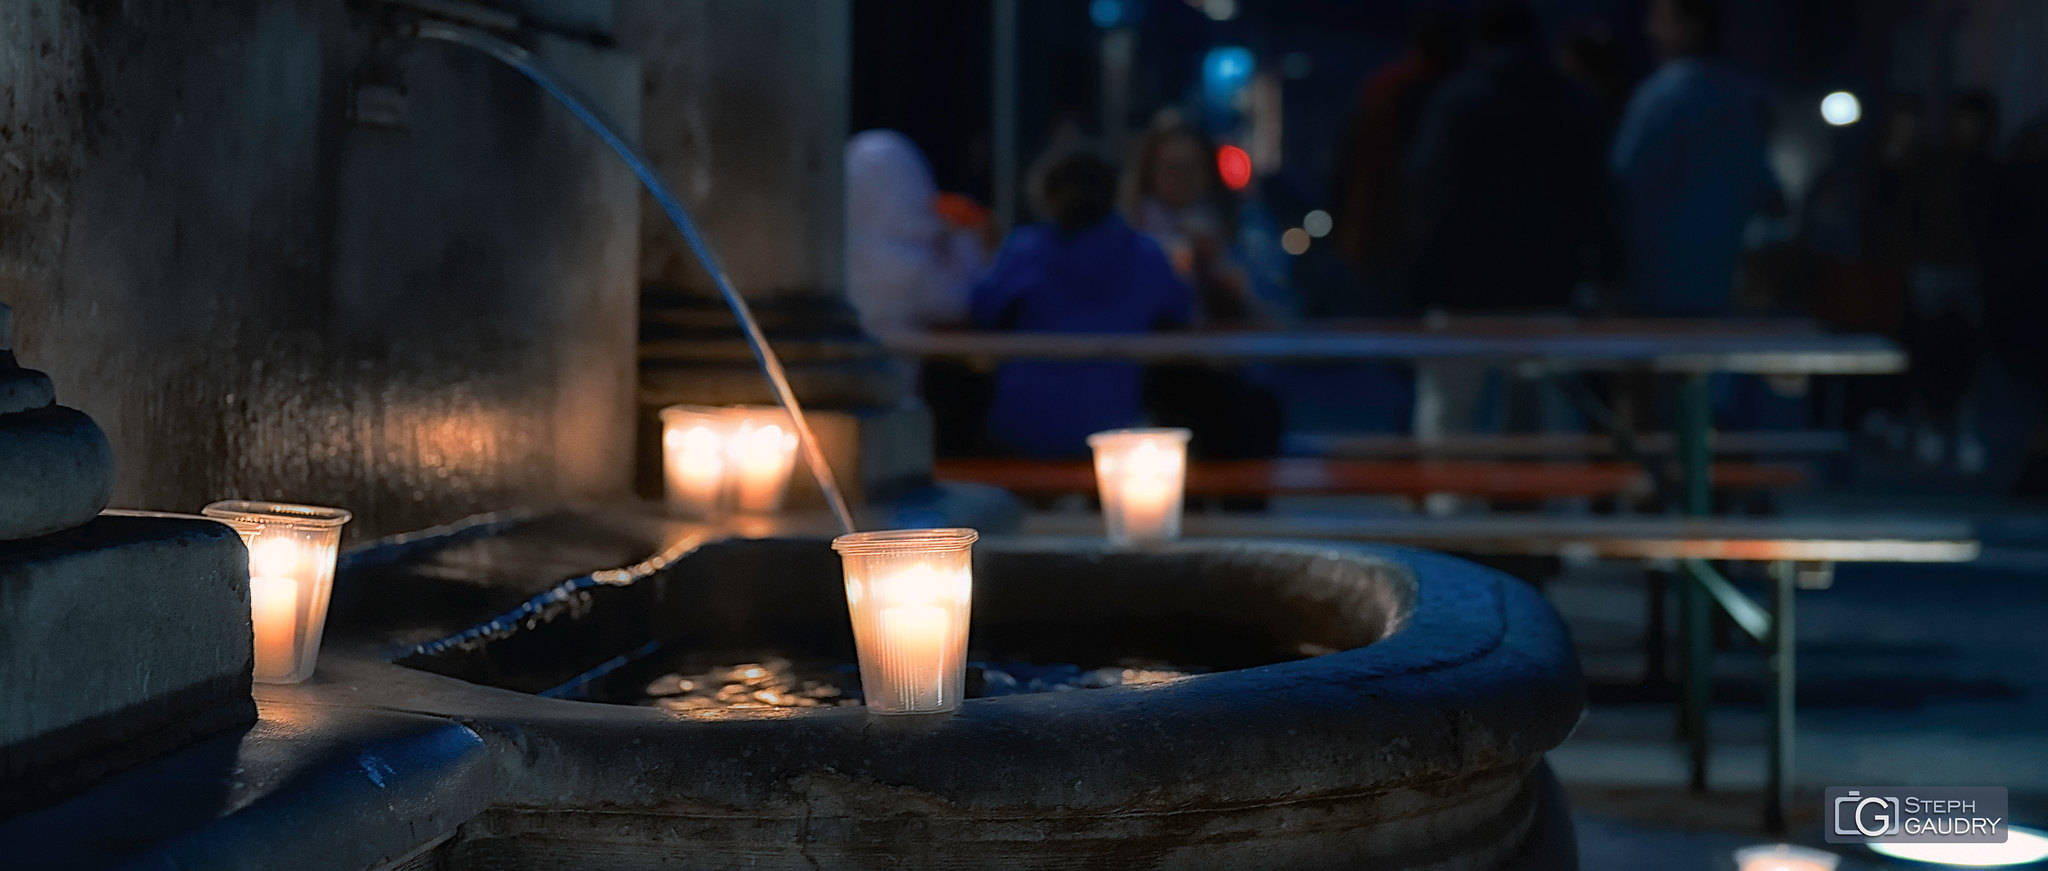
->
400, 15, 856, 534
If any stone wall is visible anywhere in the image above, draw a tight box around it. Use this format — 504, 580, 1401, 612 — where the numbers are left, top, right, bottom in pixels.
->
0, 0, 642, 540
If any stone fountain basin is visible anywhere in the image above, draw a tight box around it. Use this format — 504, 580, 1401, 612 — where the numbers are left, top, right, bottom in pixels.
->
299, 517, 1584, 870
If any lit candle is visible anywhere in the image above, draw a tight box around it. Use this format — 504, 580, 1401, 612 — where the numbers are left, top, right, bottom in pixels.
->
203, 501, 351, 685
248, 575, 300, 680
1088, 428, 1191, 546
660, 405, 733, 519
726, 410, 798, 515
876, 604, 951, 710
833, 529, 978, 715
1735, 844, 1840, 871
246, 537, 304, 681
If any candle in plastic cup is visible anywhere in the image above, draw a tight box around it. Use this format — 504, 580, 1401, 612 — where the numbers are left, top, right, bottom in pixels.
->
725, 407, 799, 514
1088, 428, 1191, 545
1734, 844, 1839, 871
833, 529, 977, 715
659, 404, 735, 519
202, 501, 351, 684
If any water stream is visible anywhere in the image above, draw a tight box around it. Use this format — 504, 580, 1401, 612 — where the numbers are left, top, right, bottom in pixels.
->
414, 22, 857, 534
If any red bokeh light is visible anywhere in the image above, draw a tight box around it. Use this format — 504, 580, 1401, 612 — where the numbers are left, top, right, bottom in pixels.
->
1216, 145, 1252, 190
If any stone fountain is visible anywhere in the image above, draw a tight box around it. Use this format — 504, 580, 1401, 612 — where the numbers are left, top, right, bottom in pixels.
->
0, 4, 1585, 867
311, 516, 1587, 870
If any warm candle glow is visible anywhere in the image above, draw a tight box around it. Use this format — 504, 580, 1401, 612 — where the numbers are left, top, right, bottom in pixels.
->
726, 410, 799, 515
660, 405, 735, 519
1088, 428, 1191, 546
659, 404, 800, 518
876, 604, 951, 710
203, 501, 351, 685
248, 574, 300, 678
833, 529, 978, 715
1735, 844, 1839, 871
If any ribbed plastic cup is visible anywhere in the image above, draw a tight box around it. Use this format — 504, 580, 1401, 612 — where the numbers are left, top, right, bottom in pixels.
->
1087, 428, 1191, 546
201, 500, 352, 684
832, 528, 978, 715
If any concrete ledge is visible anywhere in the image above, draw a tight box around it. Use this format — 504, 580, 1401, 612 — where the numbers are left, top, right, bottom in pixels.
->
0, 699, 492, 870
0, 515, 252, 814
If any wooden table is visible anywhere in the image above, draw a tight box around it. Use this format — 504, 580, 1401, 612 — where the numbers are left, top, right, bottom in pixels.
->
884, 322, 1905, 374
937, 457, 1807, 500
1020, 513, 1977, 564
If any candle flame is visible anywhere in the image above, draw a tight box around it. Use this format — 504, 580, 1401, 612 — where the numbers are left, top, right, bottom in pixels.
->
249, 537, 302, 578
877, 563, 969, 607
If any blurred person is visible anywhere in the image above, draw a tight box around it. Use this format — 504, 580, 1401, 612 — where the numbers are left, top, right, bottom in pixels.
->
1557, 24, 1632, 138
1406, 0, 1607, 313
1860, 95, 1927, 305
1810, 98, 1916, 444
1990, 110, 2048, 379
971, 151, 1194, 457
1326, 9, 1464, 316
1805, 97, 1923, 442
1991, 111, 2048, 493
1397, 1, 1606, 440
1805, 97, 1925, 335
1556, 23, 1633, 304
1123, 115, 1260, 322
1611, 0, 1780, 316
1900, 91, 1999, 470
844, 130, 989, 338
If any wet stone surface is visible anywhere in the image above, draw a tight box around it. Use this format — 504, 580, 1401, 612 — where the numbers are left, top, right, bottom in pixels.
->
613, 653, 1211, 712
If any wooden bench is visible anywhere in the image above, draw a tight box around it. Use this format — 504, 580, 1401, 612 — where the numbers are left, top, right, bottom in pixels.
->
1283, 430, 1848, 460
936, 457, 1808, 502
1019, 511, 1978, 833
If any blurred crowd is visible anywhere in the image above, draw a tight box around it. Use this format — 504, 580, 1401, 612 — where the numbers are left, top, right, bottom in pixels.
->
845, 112, 1282, 460
842, 0, 2048, 484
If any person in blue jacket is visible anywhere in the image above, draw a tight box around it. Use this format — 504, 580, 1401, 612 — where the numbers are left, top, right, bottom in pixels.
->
971, 151, 1195, 457
1611, 0, 1781, 316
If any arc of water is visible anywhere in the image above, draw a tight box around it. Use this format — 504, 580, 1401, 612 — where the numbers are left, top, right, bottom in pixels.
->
414, 22, 856, 535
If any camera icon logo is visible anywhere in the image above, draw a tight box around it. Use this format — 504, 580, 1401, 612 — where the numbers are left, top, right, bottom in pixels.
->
1834, 790, 1902, 838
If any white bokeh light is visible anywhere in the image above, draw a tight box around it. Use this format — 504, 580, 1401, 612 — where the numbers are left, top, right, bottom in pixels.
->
1302, 209, 1333, 238
1821, 91, 1861, 126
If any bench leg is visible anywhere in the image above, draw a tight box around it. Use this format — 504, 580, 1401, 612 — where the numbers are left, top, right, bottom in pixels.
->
1677, 373, 1714, 793
1645, 569, 1670, 689
1682, 564, 1713, 791
1765, 560, 1800, 834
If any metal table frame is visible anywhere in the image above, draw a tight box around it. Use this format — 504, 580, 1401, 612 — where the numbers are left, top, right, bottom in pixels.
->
1547, 367, 1916, 833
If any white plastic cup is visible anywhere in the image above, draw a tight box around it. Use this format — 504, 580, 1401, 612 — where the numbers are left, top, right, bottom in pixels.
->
1087, 428, 1191, 546
201, 500, 352, 684
832, 528, 977, 715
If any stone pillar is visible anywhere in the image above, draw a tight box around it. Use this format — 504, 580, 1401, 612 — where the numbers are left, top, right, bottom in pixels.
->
616, 1, 928, 506
0, 302, 252, 816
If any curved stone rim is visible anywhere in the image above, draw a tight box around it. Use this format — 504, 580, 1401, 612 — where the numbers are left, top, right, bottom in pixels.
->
375, 538, 1584, 818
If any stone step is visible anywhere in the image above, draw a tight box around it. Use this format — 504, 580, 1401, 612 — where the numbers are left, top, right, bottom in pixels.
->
0, 514, 254, 816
